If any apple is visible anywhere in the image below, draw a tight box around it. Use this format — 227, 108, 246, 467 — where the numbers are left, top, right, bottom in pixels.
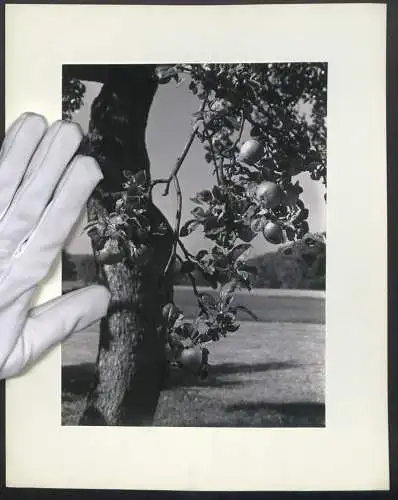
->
262, 221, 284, 244
238, 139, 264, 164
255, 181, 282, 209
177, 346, 203, 371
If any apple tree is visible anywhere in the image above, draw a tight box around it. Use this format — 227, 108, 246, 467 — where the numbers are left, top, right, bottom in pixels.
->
62, 63, 327, 426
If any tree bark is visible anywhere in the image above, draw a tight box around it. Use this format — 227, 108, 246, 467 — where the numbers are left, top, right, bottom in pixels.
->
76, 65, 174, 426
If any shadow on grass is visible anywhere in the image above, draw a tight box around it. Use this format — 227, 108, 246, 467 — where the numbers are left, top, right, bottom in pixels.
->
62, 362, 325, 427
225, 401, 325, 427
209, 360, 302, 375
62, 360, 305, 397
62, 362, 246, 398
164, 360, 303, 389
162, 369, 243, 389
62, 363, 244, 401
62, 363, 94, 397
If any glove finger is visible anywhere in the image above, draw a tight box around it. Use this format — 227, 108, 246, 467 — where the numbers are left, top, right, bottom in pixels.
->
0, 154, 103, 316
0, 288, 35, 370
0, 120, 83, 257
0, 284, 110, 380
0, 113, 47, 218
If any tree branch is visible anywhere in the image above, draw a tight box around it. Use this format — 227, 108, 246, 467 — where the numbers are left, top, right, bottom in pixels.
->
175, 254, 199, 298
63, 64, 157, 86
175, 254, 209, 318
177, 238, 195, 260
162, 100, 207, 196
164, 126, 199, 195
164, 175, 182, 276
203, 128, 223, 185
232, 112, 246, 150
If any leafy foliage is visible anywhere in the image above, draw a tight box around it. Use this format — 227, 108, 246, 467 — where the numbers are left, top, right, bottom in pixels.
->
63, 63, 326, 380
153, 63, 327, 376
173, 62, 325, 281
84, 170, 168, 266
162, 280, 258, 379
183, 63, 325, 242
62, 78, 86, 120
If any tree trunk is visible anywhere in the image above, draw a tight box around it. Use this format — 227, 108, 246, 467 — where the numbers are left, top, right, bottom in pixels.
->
77, 66, 174, 426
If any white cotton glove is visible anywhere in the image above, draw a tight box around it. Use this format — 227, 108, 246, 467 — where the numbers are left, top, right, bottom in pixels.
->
0, 112, 110, 380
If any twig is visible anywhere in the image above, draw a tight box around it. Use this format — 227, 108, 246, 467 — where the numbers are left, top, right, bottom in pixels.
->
163, 127, 199, 196
204, 112, 245, 181
245, 113, 268, 136
163, 100, 206, 196
175, 254, 201, 300
234, 112, 246, 148
177, 238, 195, 260
221, 112, 246, 158
174, 254, 209, 319
220, 158, 225, 183
203, 128, 223, 184
164, 174, 182, 276
150, 178, 168, 192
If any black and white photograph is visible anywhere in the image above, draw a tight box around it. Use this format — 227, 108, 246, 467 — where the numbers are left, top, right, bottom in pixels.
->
61, 63, 327, 428
4, 2, 388, 491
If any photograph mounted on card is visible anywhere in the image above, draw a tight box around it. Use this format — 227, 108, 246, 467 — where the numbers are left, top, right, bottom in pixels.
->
61, 61, 326, 429
5, 3, 388, 491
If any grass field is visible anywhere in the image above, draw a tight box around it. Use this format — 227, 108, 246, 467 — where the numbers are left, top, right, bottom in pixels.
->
62, 286, 325, 427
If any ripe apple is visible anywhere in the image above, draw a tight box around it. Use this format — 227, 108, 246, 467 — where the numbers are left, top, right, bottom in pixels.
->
238, 139, 264, 164
255, 181, 282, 209
262, 221, 284, 244
177, 346, 203, 371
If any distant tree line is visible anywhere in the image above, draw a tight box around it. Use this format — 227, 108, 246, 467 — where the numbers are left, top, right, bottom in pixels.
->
249, 232, 325, 290
63, 232, 325, 291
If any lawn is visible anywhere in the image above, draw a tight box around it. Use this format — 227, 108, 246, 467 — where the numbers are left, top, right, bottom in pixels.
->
62, 319, 325, 427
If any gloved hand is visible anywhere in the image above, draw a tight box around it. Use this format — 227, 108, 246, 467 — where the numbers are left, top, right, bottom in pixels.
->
0, 112, 110, 380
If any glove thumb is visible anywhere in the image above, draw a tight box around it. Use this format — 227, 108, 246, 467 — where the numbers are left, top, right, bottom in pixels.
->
0, 284, 110, 379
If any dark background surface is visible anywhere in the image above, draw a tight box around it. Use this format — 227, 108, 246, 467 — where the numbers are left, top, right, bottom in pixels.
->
0, 0, 395, 499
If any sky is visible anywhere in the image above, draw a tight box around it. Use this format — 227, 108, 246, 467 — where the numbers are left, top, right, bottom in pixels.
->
65, 73, 326, 258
